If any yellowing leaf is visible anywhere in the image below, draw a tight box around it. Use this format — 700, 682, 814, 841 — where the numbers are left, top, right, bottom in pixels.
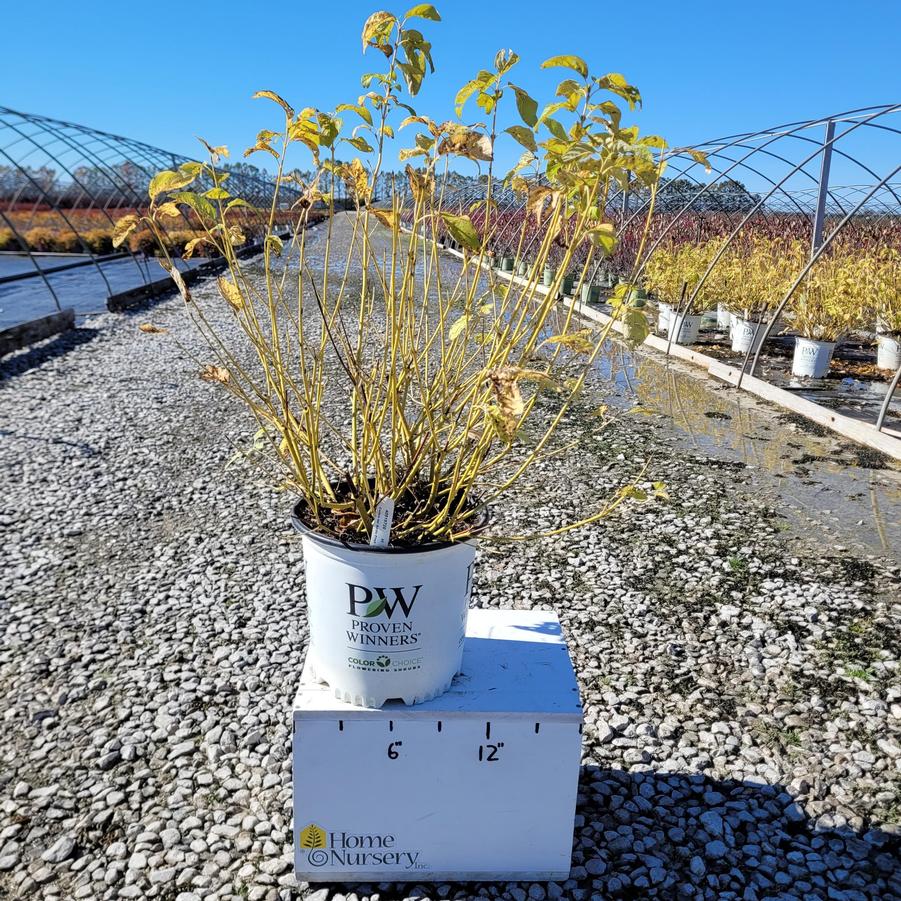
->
155, 202, 181, 220
448, 314, 469, 342
587, 223, 617, 256
160, 261, 192, 303
505, 125, 536, 152
138, 323, 167, 334
217, 276, 244, 310
112, 214, 140, 248
440, 212, 480, 252
199, 364, 230, 384
362, 11, 396, 52
541, 54, 588, 79
370, 208, 398, 230
265, 234, 283, 257
252, 90, 294, 118
182, 237, 208, 259
540, 329, 595, 355
335, 103, 373, 126
404, 3, 440, 20
149, 169, 196, 200
198, 138, 228, 159
405, 164, 434, 202
438, 127, 492, 162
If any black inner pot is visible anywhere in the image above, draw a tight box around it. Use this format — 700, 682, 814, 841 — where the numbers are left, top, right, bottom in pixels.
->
290, 478, 488, 553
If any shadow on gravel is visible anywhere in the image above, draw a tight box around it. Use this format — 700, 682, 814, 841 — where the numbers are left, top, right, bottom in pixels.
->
574, 765, 900, 899
308, 766, 899, 900
0, 327, 100, 381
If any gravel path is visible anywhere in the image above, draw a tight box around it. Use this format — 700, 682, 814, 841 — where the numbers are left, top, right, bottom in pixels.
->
1, 217, 899, 900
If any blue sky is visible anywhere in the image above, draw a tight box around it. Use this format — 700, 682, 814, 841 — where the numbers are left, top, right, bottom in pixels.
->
3, 0, 900, 184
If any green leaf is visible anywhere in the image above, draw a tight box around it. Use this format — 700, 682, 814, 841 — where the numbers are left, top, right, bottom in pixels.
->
172, 191, 216, 223
363, 597, 387, 617
440, 212, 480, 251
509, 84, 538, 127
203, 186, 231, 200
541, 54, 588, 79
623, 306, 649, 347
404, 3, 440, 20
505, 125, 537, 152
225, 198, 252, 212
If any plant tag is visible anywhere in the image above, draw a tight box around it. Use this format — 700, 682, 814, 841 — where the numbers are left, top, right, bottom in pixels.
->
369, 497, 395, 548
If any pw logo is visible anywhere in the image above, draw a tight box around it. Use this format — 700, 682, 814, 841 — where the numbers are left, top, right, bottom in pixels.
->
299, 823, 327, 849
347, 583, 421, 619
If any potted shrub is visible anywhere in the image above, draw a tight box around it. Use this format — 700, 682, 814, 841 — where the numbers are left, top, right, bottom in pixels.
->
872, 250, 901, 371
543, 264, 556, 287
517, 258, 529, 276
561, 272, 575, 296
643, 244, 704, 344
500, 252, 515, 272
580, 280, 600, 303
117, 6, 670, 708
788, 258, 860, 378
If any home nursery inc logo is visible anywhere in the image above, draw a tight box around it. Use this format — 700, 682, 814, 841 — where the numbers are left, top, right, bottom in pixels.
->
298, 824, 427, 871
299, 823, 327, 849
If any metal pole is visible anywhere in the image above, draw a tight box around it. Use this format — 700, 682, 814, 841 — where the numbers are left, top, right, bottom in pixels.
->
811, 119, 835, 255
875, 363, 901, 432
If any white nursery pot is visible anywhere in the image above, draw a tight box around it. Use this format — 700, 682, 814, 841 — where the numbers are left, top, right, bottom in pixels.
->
792, 337, 836, 378
294, 510, 480, 708
669, 311, 702, 345
717, 303, 731, 329
657, 302, 672, 334
877, 334, 901, 370
731, 317, 767, 355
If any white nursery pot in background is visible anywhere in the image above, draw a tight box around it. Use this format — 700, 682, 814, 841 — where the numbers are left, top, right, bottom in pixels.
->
657, 302, 672, 334
293, 508, 481, 708
669, 311, 702, 345
877, 334, 901, 370
717, 303, 732, 329
792, 337, 836, 378
731, 317, 766, 355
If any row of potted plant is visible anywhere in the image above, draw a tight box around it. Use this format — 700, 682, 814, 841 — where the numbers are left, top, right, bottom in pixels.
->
643, 236, 901, 376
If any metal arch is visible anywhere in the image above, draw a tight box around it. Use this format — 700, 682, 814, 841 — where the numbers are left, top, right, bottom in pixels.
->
664, 105, 895, 353
0, 105, 300, 325
742, 162, 901, 384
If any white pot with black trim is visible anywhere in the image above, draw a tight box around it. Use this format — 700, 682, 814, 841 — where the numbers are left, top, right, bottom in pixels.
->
668, 311, 702, 345
657, 302, 672, 335
731, 316, 767, 355
292, 499, 485, 709
717, 303, 732, 330
792, 336, 836, 378
877, 334, 901, 371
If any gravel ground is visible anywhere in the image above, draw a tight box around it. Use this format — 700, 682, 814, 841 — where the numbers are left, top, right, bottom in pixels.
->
1, 216, 899, 900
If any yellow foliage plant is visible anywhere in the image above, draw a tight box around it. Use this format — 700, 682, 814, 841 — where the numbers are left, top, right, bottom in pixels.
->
113, 5, 677, 544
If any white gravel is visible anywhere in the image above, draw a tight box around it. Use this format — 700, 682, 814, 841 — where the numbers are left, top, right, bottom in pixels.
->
1, 217, 899, 900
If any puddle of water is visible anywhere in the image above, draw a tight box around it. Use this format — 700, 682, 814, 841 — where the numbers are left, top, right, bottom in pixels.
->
606, 347, 901, 561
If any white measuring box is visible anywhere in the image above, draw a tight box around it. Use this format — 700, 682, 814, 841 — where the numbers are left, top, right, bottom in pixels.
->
292, 608, 583, 882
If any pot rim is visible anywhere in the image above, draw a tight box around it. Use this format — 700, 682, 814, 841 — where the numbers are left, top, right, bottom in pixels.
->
290, 495, 489, 555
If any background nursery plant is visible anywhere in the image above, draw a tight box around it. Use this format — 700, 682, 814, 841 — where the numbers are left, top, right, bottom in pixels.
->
118, 4, 674, 545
